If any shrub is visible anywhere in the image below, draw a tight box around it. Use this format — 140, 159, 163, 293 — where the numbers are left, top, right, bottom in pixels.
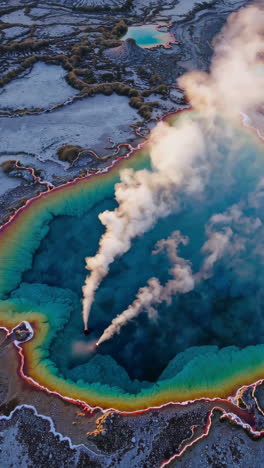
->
65, 71, 86, 90
111, 20, 128, 38
57, 145, 83, 163
149, 73, 162, 86
139, 104, 152, 120
101, 72, 114, 82
130, 96, 143, 109
1, 160, 15, 173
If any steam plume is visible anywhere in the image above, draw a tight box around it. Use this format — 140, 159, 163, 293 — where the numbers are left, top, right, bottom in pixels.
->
82, 119, 206, 329
96, 232, 194, 345
96, 204, 262, 345
180, 4, 264, 117
82, 4, 264, 330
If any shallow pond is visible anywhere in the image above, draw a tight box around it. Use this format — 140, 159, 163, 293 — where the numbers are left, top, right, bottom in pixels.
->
122, 24, 175, 49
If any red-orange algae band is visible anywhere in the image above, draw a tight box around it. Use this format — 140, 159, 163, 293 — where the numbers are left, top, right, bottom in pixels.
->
2, 305, 264, 413
1, 309, 263, 424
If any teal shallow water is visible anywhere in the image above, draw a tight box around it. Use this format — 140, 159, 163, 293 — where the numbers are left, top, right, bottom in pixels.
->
20, 123, 264, 394
122, 24, 174, 48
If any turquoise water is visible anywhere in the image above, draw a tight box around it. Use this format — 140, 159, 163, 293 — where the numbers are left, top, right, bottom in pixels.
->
122, 24, 174, 48
21, 125, 264, 393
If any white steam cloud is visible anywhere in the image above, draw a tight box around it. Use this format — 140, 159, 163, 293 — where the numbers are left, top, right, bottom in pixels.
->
82, 118, 206, 329
96, 232, 194, 346
82, 4, 264, 334
180, 4, 264, 117
97, 203, 263, 345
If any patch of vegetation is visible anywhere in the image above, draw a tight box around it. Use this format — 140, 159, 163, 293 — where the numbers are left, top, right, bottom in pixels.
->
138, 104, 152, 120
129, 96, 144, 109
111, 20, 128, 38
44, 55, 73, 71
57, 145, 83, 163
137, 66, 150, 80
149, 73, 163, 86
1, 160, 15, 174
101, 72, 115, 82
0, 56, 39, 87
65, 71, 87, 90
0, 38, 50, 55
142, 84, 168, 97
97, 37, 122, 49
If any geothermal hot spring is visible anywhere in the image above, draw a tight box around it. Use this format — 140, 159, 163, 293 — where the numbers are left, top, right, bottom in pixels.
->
0, 109, 264, 411
121, 24, 175, 49
0, 4, 263, 412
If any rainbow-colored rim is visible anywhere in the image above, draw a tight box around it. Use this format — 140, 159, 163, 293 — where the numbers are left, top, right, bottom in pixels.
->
1, 110, 264, 412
